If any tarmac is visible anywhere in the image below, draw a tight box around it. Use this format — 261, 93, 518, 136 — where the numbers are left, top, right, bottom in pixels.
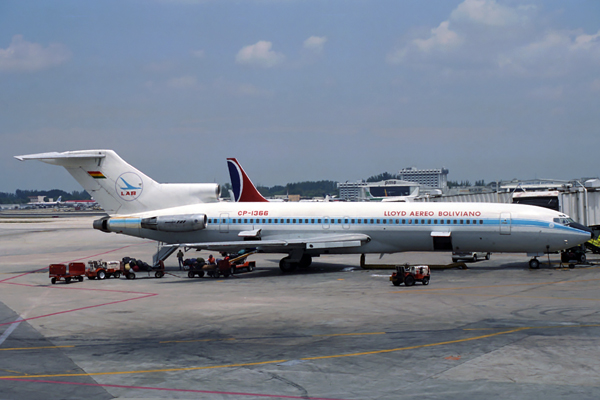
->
1, 216, 600, 399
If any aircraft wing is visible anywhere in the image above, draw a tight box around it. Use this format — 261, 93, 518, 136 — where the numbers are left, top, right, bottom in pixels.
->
172, 233, 371, 252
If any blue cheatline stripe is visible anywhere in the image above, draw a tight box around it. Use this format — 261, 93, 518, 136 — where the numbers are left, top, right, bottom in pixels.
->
208, 217, 563, 229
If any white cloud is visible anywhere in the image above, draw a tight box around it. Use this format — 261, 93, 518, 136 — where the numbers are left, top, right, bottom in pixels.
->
235, 41, 285, 68
414, 21, 462, 53
500, 29, 600, 77
450, 0, 527, 27
303, 36, 327, 53
0, 35, 71, 72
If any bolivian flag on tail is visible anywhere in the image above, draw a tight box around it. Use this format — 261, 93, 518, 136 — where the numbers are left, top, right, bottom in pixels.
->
88, 171, 106, 179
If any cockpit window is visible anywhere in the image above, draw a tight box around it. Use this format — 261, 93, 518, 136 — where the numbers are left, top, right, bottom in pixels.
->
553, 217, 575, 225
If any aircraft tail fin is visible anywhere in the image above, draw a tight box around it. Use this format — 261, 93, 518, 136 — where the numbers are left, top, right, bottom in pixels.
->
56, 196, 62, 203
15, 150, 220, 215
226, 158, 269, 202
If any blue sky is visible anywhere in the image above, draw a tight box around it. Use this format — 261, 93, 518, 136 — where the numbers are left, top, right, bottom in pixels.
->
2, 0, 599, 191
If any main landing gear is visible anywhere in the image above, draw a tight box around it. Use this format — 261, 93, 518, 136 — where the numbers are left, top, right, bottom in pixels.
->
279, 254, 312, 273
529, 258, 540, 269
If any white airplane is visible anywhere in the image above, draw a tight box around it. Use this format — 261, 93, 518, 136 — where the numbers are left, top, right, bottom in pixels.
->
15, 150, 593, 271
29, 195, 62, 207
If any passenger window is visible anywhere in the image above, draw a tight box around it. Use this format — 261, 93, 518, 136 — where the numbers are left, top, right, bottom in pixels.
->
415, 220, 419, 225
244, 219, 248, 223
370, 219, 374, 224
427, 220, 431, 224
383, 219, 386, 224
402, 219, 406, 224
292, 219, 296, 223
453, 220, 457, 224
318, 219, 322, 223
480, 220, 483, 224
268, 219, 272, 223
351, 219, 355, 223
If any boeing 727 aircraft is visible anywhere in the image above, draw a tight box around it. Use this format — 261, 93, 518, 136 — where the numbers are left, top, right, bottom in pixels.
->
15, 150, 593, 271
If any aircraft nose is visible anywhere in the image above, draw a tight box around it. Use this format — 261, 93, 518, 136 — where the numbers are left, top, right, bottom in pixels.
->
568, 222, 594, 239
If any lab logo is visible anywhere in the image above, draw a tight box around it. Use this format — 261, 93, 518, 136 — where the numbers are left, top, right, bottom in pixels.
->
116, 172, 143, 201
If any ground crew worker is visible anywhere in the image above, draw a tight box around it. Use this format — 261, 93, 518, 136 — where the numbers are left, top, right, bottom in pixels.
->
208, 254, 216, 265
177, 249, 184, 270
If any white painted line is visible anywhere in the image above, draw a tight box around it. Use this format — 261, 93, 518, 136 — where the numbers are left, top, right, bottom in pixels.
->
0, 317, 23, 346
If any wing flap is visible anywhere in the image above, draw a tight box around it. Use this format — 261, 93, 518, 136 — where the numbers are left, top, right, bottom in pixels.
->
171, 233, 371, 252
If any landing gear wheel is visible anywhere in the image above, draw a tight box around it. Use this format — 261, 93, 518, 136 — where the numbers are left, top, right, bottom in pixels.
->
529, 258, 540, 269
422, 277, 430, 285
404, 275, 415, 286
578, 253, 587, 263
188, 271, 195, 278
97, 270, 106, 280
279, 257, 297, 273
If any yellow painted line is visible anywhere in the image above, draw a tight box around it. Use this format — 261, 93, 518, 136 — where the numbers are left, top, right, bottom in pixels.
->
0, 359, 288, 379
160, 338, 236, 344
0, 345, 75, 351
3, 323, 600, 380
300, 327, 532, 360
313, 332, 386, 337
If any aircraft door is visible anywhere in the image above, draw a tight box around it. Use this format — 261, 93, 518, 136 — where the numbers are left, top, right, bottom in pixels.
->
500, 212, 511, 235
219, 213, 229, 233
322, 217, 330, 230
343, 217, 350, 230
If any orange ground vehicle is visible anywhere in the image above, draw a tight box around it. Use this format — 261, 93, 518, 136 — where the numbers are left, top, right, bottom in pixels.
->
86, 260, 121, 280
390, 265, 430, 286
188, 252, 256, 278
49, 262, 85, 284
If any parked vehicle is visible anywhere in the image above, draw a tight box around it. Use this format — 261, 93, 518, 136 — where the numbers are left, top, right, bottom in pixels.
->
390, 265, 430, 286
49, 262, 85, 284
452, 251, 490, 262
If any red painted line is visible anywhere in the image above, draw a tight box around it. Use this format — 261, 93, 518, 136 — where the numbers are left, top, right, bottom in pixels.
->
0, 241, 159, 327
0, 241, 153, 284
1, 378, 350, 400
0, 293, 157, 327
